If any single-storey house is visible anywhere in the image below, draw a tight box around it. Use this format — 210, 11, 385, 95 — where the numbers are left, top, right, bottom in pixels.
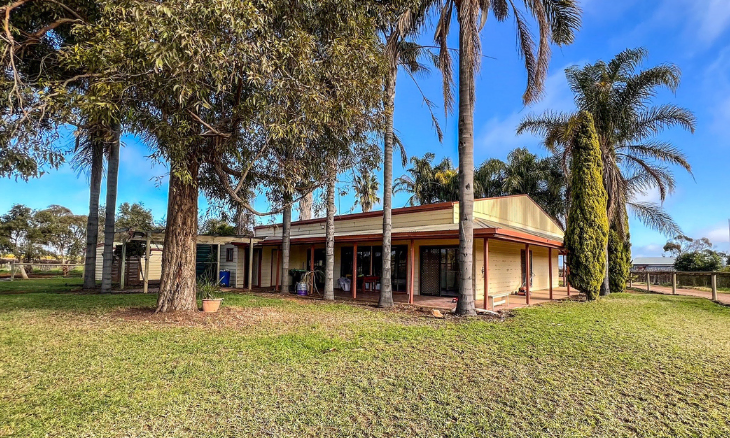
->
631, 257, 676, 272
237, 195, 566, 309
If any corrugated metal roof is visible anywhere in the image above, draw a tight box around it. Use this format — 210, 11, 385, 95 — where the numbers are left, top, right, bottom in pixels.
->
261, 218, 563, 244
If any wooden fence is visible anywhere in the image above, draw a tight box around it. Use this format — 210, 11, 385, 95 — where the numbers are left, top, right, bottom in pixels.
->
629, 270, 730, 301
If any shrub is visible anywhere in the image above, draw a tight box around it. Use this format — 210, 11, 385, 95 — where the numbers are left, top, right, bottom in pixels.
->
608, 229, 631, 293
196, 279, 221, 300
565, 112, 609, 300
674, 251, 723, 272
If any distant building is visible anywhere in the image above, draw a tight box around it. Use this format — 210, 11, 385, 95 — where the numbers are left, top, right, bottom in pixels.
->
632, 257, 676, 272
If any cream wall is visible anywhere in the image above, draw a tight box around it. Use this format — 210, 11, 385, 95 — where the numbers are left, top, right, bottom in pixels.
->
485, 240, 559, 297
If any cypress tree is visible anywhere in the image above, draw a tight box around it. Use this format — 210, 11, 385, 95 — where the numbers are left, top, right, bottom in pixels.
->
565, 112, 609, 300
608, 228, 631, 293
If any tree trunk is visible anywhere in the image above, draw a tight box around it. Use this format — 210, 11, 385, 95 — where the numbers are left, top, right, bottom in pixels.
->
236, 204, 251, 235
455, 20, 476, 316
100, 123, 121, 293
281, 198, 292, 293
324, 171, 336, 300
298, 192, 314, 221
378, 66, 397, 308
83, 133, 104, 290
600, 241, 610, 296
17, 263, 28, 279
157, 158, 200, 312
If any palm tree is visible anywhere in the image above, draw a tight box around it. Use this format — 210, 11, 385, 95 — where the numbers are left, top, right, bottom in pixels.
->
378, 1, 444, 308
474, 158, 506, 198
100, 122, 121, 294
72, 127, 105, 290
353, 172, 381, 213
434, 0, 580, 315
394, 153, 439, 205
518, 48, 696, 295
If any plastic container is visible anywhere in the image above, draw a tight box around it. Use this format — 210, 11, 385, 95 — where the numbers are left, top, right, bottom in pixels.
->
219, 270, 231, 287
338, 278, 351, 292
296, 282, 308, 296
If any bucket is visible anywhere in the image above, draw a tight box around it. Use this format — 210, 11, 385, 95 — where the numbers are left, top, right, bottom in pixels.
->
296, 282, 308, 296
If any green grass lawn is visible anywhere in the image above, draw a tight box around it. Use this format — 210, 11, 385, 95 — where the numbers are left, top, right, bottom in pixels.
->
0, 277, 85, 293
1, 286, 729, 437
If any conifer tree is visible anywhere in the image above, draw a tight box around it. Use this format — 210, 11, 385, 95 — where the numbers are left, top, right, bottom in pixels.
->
565, 112, 608, 300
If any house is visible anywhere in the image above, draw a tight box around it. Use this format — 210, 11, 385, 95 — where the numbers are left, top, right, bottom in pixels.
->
95, 233, 258, 290
632, 257, 676, 272
245, 195, 566, 309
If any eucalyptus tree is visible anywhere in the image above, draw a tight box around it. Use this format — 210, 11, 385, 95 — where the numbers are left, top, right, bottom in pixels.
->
69, 0, 385, 311
298, 192, 314, 221
518, 48, 696, 294
434, 0, 581, 315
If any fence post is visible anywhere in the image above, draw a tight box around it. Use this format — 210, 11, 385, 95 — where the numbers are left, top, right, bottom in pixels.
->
10, 261, 14, 281
672, 273, 677, 295
646, 272, 650, 293
711, 273, 717, 301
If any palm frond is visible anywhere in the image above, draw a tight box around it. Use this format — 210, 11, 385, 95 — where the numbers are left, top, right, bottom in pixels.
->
628, 201, 682, 237
619, 140, 692, 174
508, 0, 539, 104
434, 0, 454, 118
542, 0, 582, 45
631, 104, 696, 139
392, 131, 408, 167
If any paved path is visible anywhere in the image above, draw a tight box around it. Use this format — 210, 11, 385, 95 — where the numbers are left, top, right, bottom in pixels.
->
630, 281, 730, 305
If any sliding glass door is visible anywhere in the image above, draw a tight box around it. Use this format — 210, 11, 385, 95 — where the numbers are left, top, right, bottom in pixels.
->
420, 246, 459, 297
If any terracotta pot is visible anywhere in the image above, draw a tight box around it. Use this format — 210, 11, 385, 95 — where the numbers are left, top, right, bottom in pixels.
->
202, 298, 223, 313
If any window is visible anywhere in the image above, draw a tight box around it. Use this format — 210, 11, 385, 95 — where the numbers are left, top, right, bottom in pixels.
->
226, 247, 234, 262
339, 245, 409, 292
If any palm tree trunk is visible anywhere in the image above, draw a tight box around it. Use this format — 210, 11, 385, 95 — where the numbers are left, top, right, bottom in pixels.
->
157, 158, 200, 312
281, 196, 292, 293
455, 19, 476, 316
379, 66, 397, 308
83, 134, 104, 290
324, 170, 336, 300
100, 123, 120, 294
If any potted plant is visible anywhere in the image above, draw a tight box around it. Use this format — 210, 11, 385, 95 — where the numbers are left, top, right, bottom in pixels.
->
198, 280, 223, 313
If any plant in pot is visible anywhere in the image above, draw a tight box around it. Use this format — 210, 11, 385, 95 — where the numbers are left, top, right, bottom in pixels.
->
198, 279, 223, 313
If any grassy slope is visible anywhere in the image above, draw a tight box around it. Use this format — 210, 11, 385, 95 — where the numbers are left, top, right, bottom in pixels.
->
0, 290, 729, 437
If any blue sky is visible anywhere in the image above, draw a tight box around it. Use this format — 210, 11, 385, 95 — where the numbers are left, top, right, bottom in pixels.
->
1, 0, 729, 257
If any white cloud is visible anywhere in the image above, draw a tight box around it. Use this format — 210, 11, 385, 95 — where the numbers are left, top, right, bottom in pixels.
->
705, 224, 730, 250
691, 0, 730, 44
631, 243, 665, 258
475, 65, 579, 160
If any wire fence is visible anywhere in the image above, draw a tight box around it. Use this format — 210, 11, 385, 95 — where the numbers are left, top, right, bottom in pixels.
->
5, 262, 85, 280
